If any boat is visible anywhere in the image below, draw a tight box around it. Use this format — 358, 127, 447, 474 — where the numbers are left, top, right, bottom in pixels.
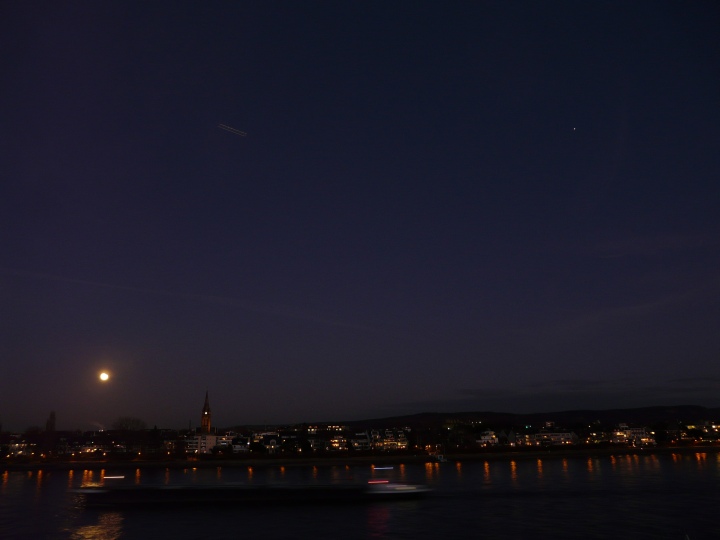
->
73, 481, 432, 507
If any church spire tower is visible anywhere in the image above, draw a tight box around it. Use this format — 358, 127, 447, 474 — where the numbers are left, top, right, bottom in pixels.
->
201, 390, 212, 434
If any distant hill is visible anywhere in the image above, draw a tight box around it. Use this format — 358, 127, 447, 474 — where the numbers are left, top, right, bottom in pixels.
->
339, 405, 720, 430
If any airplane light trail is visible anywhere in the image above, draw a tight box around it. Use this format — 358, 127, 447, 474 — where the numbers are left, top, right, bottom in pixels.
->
218, 123, 247, 136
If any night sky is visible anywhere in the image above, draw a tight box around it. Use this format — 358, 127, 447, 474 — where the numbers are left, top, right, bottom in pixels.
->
2, 1, 719, 431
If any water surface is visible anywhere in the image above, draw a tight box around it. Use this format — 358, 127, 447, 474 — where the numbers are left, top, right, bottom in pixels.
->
2, 451, 717, 539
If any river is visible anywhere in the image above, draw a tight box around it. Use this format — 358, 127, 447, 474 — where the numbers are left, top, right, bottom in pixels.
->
1, 450, 718, 539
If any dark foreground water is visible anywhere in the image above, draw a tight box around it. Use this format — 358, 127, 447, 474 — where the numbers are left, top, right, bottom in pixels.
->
1, 451, 718, 539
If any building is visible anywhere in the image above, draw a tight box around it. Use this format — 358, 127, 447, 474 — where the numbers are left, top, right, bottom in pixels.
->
201, 390, 212, 434
477, 430, 499, 447
187, 391, 220, 454
611, 424, 656, 446
533, 430, 577, 446
350, 431, 371, 451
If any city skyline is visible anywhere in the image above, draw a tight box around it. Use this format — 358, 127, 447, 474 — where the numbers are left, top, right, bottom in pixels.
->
3, 392, 720, 433
1, 2, 719, 432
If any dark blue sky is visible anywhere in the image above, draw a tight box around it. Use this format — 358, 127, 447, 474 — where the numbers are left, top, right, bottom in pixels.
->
1, 1, 719, 431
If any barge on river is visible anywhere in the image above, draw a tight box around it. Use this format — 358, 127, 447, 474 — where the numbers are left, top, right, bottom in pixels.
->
73, 482, 432, 507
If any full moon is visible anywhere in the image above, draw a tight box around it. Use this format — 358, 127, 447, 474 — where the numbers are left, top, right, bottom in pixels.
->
99, 372, 109, 381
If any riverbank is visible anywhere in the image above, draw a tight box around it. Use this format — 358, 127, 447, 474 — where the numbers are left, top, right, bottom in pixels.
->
2, 445, 717, 472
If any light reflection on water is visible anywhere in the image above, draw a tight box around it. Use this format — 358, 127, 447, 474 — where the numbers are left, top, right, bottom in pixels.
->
424, 461, 438, 482
34, 469, 44, 500
1, 451, 719, 539
366, 504, 390, 538
81, 470, 97, 487
330, 466, 344, 482
70, 511, 123, 540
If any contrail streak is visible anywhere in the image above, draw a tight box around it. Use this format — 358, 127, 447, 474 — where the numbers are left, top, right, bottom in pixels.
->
218, 123, 247, 136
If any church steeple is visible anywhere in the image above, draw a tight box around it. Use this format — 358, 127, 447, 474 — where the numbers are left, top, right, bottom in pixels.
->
201, 390, 212, 434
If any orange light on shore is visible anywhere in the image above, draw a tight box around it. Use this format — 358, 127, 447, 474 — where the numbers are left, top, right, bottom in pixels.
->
99, 372, 109, 381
